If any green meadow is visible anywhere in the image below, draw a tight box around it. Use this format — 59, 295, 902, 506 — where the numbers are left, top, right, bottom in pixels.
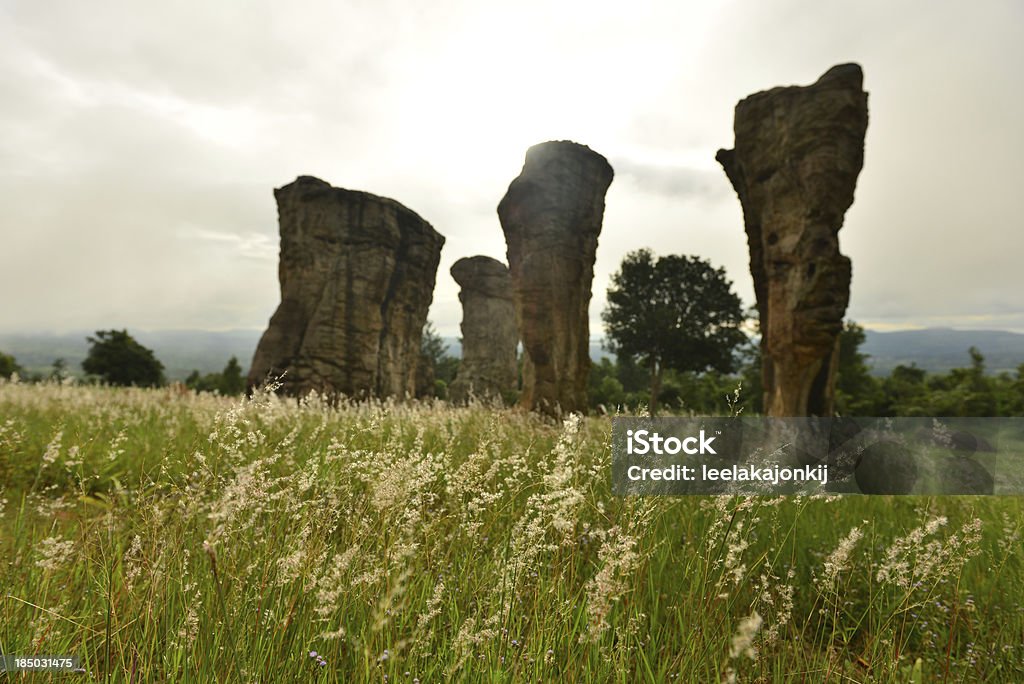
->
1, 380, 1022, 682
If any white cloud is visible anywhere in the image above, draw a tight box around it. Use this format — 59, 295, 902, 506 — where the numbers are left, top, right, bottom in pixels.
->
1, 0, 1021, 338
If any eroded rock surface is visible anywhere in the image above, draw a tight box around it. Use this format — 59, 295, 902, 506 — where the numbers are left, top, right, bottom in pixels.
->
497, 141, 614, 415
716, 64, 868, 416
248, 176, 445, 398
448, 256, 518, 403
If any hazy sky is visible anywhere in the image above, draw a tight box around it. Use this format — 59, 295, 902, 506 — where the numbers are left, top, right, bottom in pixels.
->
2, 0, 1022, 337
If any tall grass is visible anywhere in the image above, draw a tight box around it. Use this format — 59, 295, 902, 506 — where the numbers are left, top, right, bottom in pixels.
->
1, 379, 1021, 681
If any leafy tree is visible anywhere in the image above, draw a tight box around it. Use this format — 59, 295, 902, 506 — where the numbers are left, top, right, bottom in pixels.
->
834, 322, 883, 416
82, 330, 165, 388
185, 357, 247, 396
417, 321, 459, 398
1004, 363, 1024, 415
602, 249, 746, 415
435, 356, 460, 387
221, 357, 245, 395
0, 351, 20, 380
588, 358, 626, 410
614, 354, 650, 397
421, 322, 448, 369
923, 347, 996, 417
880, 364, 928, 416
50, 358, 69, 383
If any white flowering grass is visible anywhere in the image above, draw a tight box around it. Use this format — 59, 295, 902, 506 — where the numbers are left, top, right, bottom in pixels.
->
0, 380, 1022, 681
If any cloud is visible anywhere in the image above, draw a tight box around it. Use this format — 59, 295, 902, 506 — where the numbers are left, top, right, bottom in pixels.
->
612, 159, 729, 200
0, 0, 1021, 337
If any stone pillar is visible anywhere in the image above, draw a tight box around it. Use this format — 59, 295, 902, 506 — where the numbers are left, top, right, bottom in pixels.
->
248, 175, 445, 398
448, 256, 518, 404
497, 141, 614, 415
716, 64, 868, 416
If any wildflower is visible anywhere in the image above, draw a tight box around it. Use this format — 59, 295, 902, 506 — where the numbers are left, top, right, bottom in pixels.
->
729, 610, 763, 660
42, 430, 63, 465
108, 428, 127, 461
581, 525, 642, 643
417, 579, 445, 628
822, 526, 863, 587
35, 536, 76, 572
123, 535, 144, 592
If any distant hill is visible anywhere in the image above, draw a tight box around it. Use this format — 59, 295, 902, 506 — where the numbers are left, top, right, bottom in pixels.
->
2, 327, 1021, 382
0, 329, 263, 381
861, 328, 1024, 376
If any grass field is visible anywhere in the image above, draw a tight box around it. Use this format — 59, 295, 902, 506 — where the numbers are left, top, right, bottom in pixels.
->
1, 380, 1022, 682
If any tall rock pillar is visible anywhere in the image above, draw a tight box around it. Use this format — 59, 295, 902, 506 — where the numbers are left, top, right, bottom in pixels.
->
248, 176, 445, 398
497, 141, 614, 415
448, 256, 518, 404
716, 64, 868, 416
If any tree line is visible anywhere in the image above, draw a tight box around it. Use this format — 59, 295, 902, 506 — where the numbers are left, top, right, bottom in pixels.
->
586, 321, 1024, 417
3, 250, 1022, 415
0, 329, 246, 396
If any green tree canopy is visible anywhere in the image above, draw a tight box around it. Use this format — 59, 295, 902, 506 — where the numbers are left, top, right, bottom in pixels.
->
834, 321, 883, 416
185, 356, 247, 396
0, 350, 20, 380
221, 356, 245, 395
417, 321, 458, 398
601, 249, 746, 414
82, 330, 165, 388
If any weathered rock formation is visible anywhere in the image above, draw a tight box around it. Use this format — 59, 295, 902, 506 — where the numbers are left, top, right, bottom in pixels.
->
716, 64, 868, 417
497, 141, 614, 415
248, 176, 445, 398
449, 256, 518, 404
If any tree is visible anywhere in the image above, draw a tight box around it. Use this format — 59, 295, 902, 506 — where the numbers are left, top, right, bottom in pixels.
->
185, 357, 247, 395
834, 321, 883, 416
220, 357, 246, 395
1006, 363, 1024, 416
588, 357, 626, 410
50, 358, 69, 383
881, 364, 928, 416
417, 321, 458, 398
82, 330, 165, 388
0, 351, 20, 380
924, 347, 996, 417
602, 249, 746, 415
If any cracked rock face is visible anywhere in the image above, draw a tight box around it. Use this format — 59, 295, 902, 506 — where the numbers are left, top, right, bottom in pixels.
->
448, 256, 518, 404
717, 64, 868, 416
248, 176, 445, 398
498, 141, 614, 415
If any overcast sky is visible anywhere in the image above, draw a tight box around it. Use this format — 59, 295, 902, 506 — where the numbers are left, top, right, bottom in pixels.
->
2, 0, 1022, 337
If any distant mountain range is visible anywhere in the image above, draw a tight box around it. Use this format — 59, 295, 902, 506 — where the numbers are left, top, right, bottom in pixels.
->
859, 328, 1024, 375
0, 329, 264, 381
1, 327, 1022, 381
